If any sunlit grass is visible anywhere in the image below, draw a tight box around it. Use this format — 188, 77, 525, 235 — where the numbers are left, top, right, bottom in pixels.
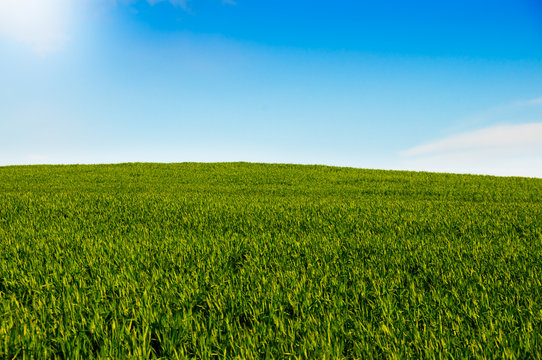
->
1, 162, 541, 358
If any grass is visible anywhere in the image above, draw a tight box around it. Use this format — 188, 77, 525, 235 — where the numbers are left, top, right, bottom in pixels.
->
0, 162, 541, 359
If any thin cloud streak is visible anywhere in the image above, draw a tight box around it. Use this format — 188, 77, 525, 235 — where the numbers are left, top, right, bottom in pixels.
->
525, 97, 542, 105
400, 122, 542, 178
143, 0, 235, 9
146, 0, 188, 9
402, 123, 542, 157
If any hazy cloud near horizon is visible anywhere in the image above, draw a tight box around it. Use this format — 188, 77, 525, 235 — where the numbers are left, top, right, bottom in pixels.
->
398, 97, 542, 177
402, 123, 542, 157
400, 123, 542, 177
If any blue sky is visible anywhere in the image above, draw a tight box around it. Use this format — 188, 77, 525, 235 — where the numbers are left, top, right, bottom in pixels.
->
1, 0, 542, 177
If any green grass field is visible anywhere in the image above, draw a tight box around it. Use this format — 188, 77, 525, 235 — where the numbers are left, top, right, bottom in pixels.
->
1, 162, 541, 359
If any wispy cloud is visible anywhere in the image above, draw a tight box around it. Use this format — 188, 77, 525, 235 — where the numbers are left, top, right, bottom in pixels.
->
399, 122, 542, 178
146, 0, 189, 10
523, 97, 542, 105
144, 0, 235, 9
402, 123, 542, 157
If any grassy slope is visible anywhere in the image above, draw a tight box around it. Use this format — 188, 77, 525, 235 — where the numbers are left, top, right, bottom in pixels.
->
0, 162, 541, 359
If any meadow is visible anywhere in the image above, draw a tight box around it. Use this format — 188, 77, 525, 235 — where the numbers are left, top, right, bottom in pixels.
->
0, 162, 541, 359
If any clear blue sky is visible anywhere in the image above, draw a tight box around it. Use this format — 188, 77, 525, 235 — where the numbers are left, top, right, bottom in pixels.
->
1, 0, 542, 177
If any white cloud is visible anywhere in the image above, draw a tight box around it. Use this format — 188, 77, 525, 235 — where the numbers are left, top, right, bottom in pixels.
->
0, 0, 74, 54
399, 122, 542, 178
402, 123, 542, 156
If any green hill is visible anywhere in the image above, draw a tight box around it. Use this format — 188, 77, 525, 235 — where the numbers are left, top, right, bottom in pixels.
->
1, 163, 541, 358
